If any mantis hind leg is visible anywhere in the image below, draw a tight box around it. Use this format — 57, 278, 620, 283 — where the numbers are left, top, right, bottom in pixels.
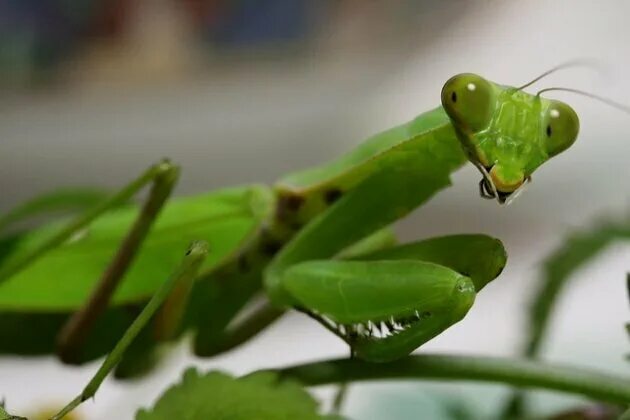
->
0, 160, 183, 367
55, 160, 181, 366
0, 160, 177, 284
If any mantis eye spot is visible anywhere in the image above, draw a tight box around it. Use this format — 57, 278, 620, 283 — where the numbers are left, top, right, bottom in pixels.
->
542, 100, 580, 157
441, 73, 495, 133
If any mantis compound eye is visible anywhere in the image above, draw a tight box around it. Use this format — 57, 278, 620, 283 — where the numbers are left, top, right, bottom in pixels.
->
542, 100, 580, 157
441, 73, 496, 133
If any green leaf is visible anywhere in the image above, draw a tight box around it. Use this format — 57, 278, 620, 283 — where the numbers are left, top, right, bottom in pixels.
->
504, 216, 630, 419
0, 186, 272, 311
135, 369, 339, 420
523, 217, 630, 358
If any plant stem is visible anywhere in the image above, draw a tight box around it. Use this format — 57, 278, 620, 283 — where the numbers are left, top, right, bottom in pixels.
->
271, 354, 630, 405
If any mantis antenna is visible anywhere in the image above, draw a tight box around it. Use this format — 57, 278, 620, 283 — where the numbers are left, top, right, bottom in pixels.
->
536, 87, 630, 115
515, 60, 630, 114
517, 59, 602, 91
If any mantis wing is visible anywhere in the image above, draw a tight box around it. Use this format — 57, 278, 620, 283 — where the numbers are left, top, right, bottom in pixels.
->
0, 188, 114, 235
0, 185, 272, 311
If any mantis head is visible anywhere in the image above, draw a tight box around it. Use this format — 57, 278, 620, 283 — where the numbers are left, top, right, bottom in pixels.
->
441, 73, 580, 203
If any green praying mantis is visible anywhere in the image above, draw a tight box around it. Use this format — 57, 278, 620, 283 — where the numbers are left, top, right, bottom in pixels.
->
0, 72, 582, 418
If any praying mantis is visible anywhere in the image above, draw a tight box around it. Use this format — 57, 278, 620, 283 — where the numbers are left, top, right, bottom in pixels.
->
0, 72, 581, 418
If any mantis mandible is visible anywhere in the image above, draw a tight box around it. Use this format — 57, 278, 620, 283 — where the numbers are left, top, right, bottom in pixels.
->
0, 72, 580, 417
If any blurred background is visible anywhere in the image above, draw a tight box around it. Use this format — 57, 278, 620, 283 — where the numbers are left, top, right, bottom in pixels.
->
1, 0, 630, 418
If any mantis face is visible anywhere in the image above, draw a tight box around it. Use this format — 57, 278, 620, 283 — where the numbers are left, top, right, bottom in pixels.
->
441, 74, 580, 202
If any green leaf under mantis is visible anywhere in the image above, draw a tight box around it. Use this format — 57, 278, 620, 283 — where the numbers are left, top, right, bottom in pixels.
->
135, 369, 340, 420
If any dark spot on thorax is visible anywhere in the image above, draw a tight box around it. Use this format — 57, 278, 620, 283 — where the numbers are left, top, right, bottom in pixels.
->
260, 240, 283, 256
237, 253, 250, 271
288, 220, 304, 231
258, 228, 284, 256
323, 188, 343, 205
275, 193, 305, 222
283, 194, 305, 211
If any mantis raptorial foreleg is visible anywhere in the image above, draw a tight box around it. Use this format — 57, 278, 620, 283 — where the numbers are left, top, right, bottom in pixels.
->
52, 241, 208, 420
264, 155, 505, 362
195, 227, 398, 357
